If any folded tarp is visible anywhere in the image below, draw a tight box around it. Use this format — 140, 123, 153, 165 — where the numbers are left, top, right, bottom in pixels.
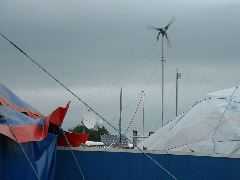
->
0, 84, 69, 180
0, 83, 69, 143
141, 86, 240, 155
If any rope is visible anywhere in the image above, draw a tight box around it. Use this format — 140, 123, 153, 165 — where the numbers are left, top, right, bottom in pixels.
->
104, 139, 117, 151
124, 90, 145, 135
61, 131, 85, 180
0, 32, 178, 180
123, 90, 177, 179
3, 120, 41, 180
211, 86, 239, 153
0, 32, 118, 132
163, 87, 239, 154
129, 139, 178, 180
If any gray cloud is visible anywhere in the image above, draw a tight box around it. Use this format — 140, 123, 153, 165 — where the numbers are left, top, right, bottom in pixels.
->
1, 0, 240, 133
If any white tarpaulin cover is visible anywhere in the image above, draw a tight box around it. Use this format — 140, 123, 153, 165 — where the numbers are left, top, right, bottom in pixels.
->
141, 86, 240, 155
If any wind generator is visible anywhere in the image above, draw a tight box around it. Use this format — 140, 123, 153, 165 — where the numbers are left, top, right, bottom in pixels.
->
149, 17, 175, 127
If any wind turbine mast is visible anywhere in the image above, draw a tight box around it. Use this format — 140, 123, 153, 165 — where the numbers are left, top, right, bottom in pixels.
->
150, 18, 175, 127
161, 33, 165, 127
119, 88, 123, 144
176, 68, 181, 117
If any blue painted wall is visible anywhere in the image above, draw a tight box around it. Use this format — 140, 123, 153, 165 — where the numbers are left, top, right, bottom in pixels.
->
55, 150, 240, 180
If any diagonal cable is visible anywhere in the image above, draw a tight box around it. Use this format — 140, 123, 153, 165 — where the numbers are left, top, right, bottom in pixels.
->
0, 32, 178, 180
211, 86, 239, 153
124, 91, 145, 135
2, 118, 41, 180
0, 32, 117, 132
61, 131, 85, 180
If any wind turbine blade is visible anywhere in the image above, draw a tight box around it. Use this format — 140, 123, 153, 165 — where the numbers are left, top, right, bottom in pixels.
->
165, 33, 172, 48
156, 32, 161, 41
164, 17, 175, 31
147, 25, 160, 31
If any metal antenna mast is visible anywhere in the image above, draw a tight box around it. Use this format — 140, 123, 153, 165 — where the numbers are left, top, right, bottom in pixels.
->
119, 88, 123, 143
149, 17, 175, 127
142, 90, 145, 136
176, 68, 181, 117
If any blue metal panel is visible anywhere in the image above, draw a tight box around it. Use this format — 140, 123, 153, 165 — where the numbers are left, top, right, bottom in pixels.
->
56, 150, 240, 180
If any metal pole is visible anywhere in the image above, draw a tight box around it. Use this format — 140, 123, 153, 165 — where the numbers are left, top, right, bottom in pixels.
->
176, 69, 181, 117
119, 88, 122, 143
176, 69, 178, 117
161, 35, 165, 127
142, 95, 145, 136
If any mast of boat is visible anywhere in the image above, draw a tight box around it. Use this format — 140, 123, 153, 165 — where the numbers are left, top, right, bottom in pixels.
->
119, 88, 123, 144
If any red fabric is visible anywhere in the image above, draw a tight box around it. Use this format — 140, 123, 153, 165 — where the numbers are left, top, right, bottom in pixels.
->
0, 97, 42, 119
47, 102, 70, 126
0, 103, 69, 143
58, 132, 89, 147
0, 123, 48, 143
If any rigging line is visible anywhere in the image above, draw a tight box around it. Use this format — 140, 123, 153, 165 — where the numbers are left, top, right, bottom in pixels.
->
211, 86, 239, 153
123, 93, 177, 179
104, 139, 117, 151
0, 32, 117, 132
0, 32, 178, 180
3, 120, 41, 180
132, 141, 178, 180
168, 97, 214, 130
167, 98, 203, 130
165, 138, 207, 152
61, 131, 85, 180
166, 88, 239, 153
124, 91, 145, 135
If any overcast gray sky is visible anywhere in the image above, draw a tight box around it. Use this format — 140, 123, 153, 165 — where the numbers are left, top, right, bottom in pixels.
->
1, 0, 240, 134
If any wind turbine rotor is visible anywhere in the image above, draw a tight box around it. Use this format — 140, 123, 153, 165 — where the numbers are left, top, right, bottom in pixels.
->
156, 31, 161, 41
164, 17, 176, 31
148, 17, 175, 44
164, 33, 171, 48
147, 25, 161, 31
